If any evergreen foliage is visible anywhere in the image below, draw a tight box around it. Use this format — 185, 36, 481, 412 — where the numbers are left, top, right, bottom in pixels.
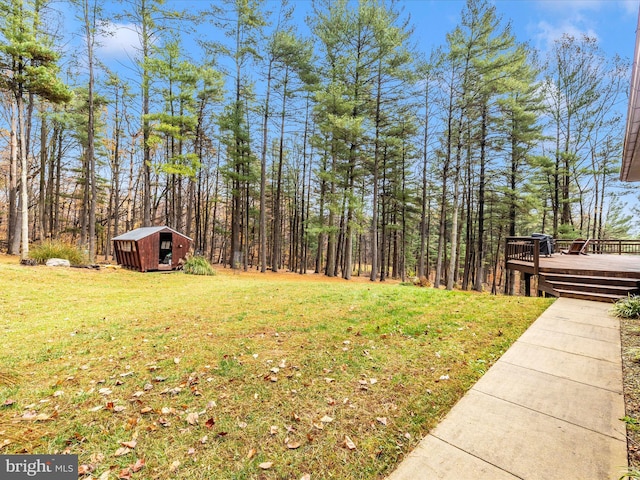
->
0, 0, 633, 289
183, 255, 216, 275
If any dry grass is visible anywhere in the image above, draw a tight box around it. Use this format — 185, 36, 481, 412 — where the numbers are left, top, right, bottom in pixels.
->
0, 255, 553, 479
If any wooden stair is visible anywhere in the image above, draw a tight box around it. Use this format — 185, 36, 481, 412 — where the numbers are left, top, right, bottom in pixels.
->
538, 272, 640, 303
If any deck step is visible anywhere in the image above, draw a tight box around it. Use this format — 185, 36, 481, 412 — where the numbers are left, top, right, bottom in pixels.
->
553, 289, 627, 303
546, 281, 640, 295
541, 273, 640, 286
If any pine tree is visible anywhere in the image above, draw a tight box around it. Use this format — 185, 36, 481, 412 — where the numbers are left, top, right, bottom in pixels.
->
0, 0, 72, 259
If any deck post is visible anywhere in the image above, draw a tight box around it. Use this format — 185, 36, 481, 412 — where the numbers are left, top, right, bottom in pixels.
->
504, 237, 510, 295
533, 239, 540, 276
524, 273, 531, 297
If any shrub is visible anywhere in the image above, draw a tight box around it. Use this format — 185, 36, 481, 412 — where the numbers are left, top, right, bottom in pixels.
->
613, 295, 640, 319
29, 241, 87, 266
183, 256, 215, 276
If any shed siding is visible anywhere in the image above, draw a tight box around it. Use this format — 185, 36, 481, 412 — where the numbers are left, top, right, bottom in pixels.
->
113, 226, 191, 272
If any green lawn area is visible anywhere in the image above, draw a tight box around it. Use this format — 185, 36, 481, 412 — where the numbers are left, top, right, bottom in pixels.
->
0, 256, 553, 479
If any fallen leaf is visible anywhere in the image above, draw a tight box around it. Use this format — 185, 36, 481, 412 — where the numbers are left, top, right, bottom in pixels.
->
270, 425, 279, 435
300, 475, 311, 480
89, 405, 104, 412
131, 391, 145, 398
258, 462, 273, 470
369, 378, 378, 385
238, 421, 247, 429
286, 441, 301, 449
53, 390, 64, 397
404, 432, 411, 440
98, 388, 112, 396
344, 435, 356, 450
114, 447, 131, 457
205, 417, 215, 429
98, 471, 110, 480
174, 357, 181, 364
130, 458, 145, 473
117, 468, 131, 479
78, 464, 94, 475
169, 460, 180, 472
113, 406, 127, 413
2, 399, 15, 407
324, 377, 334, 383
376, 417, 388, 426
21, 411, 37, 420
186, 412, 199, 425
247, 448, 256, 459
320, 415, 333, 423
200, 435, 208, 444
0, 439, 12, 450
140, 407, 153, 414
187, 447, 196, 456
120, 440, 137, 449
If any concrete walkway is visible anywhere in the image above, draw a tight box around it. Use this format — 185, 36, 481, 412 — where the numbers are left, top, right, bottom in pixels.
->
387, 297, 628, 480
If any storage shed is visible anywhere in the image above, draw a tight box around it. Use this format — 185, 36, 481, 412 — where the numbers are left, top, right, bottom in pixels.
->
113, 226, 191, 272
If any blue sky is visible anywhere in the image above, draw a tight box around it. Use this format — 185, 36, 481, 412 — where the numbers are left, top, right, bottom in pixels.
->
90, 0, 640, 67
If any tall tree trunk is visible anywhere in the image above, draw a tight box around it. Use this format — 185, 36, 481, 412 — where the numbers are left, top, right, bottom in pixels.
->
8, 102, 20, 254
272, 68, 289, 272
447, 126, 463, 291
17, 93, 29, 260
418, 80, 429, 280
39, 107, 47, 241
474, 102, 487, 292
259, 58, 273, 273
370, 61, 383, 281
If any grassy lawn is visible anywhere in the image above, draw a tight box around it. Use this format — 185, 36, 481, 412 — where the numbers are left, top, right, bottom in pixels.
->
0, 256, 553, 479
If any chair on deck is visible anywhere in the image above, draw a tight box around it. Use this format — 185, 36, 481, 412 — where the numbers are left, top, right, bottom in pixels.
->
560, 238, 590, 255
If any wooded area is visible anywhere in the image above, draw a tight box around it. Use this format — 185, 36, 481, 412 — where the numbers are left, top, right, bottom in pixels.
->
0, 0, 635, 290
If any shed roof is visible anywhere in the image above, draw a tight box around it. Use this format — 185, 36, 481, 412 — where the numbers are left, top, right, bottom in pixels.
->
113, 226, 192, 242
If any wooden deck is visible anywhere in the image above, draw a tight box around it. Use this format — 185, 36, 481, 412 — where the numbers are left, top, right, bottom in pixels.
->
506, 238, 640, 302
509, 254, 640, 277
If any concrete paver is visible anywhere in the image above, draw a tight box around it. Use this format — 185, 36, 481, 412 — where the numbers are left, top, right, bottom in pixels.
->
386, 298, 628, 480
473, 361, 626, 439
517, 327, 621, 362
387, 435, 519, 480
499, 341, 622, 391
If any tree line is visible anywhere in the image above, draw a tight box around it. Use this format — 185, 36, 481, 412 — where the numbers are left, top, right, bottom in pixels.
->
0, 0, 633, 291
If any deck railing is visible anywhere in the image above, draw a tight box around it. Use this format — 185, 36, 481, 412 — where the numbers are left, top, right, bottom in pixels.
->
554, 239, 640, 256
506, 237, 640, 277
505, 236, 541, 275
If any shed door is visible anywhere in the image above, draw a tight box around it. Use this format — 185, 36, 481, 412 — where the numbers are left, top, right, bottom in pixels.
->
159, 232, 173, 265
